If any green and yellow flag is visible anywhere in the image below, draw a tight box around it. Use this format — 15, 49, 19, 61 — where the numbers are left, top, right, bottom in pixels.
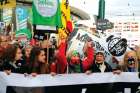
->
0, 0, 16, 9
32, 0, 62, 27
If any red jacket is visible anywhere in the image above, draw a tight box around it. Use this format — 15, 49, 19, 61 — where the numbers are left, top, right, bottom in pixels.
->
50, 42, 67, 74
82, 47, 94, 71
50, 42, 94, 73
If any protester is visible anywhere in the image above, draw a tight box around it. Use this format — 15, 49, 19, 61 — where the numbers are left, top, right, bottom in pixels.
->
28, 46, 48, 75
0, 35, 9, 49
50, 38, 67, 74
0, 44, 27, 93
90, 51, 112, 72
0, 35, 6, 71
112, 50, 139, 93
0, 46, 4, 71
85, 51, 113, 93
134, 45, 140, 72
28, 46, 49, 93
120, 50, 139, 72
1, 44, 25, 74
21, 45, 32, 74
67, 39, 94, 73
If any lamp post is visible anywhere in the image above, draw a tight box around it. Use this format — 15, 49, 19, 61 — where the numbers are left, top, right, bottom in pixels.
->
98, 0, 105, 19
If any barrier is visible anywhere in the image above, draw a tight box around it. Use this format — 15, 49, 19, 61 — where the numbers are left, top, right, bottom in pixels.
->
0, 72, 140, 93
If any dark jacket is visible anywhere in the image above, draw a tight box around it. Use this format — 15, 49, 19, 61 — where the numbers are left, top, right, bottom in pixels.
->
2, 59, 27, 74
91, 62, 112, 72
86, 62, 113, 93
68, 60, 84, 73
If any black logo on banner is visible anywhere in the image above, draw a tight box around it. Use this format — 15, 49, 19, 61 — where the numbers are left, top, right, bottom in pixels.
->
106, 35, 127, 56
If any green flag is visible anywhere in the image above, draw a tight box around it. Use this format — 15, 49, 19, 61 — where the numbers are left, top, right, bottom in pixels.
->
32, 0, 62, 27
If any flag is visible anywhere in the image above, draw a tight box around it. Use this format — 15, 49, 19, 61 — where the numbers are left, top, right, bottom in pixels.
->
32, 0, 62, 27
0, 0, 16, 9
61, 0, 71, 27
58, 0, 73, 39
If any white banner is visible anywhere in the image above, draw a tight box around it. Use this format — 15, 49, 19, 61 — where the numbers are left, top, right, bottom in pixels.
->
67, 29, 131, 68
0, 72, 140, 93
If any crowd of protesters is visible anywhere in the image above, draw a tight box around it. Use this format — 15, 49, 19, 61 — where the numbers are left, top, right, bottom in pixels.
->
0, 34, 140, 93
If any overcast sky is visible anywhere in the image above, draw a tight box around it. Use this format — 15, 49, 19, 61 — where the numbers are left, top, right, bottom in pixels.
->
106, 0, 140, 17
69, 0, 140, 17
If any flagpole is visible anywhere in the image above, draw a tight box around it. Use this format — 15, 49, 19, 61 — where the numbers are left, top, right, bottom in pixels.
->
46, 33, 49, 65
66, 0, 69, 9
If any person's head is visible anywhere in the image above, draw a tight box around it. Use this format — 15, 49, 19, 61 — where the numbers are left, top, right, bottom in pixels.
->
135, 45, 140, 61
0, 35, 9, 49
123, 51, 138, 69
69, 50, 80, 64
95, 51, 105, 64
2, 44, 22, 62
24, 45, 32, 58
30, 46, 46, 64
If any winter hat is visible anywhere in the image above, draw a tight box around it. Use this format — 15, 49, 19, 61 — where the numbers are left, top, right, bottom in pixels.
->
72, 50, 79, 56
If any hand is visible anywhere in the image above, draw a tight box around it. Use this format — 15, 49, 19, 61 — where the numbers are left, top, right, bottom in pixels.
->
85, 70, 92, 75
87, 41, 93, 48
24, 73, 29, 77
31, 73, 37, 77
113, 70, 121, 75
4, 70, 11, 75
50, 72, 57, 76
83, 41, 94, 53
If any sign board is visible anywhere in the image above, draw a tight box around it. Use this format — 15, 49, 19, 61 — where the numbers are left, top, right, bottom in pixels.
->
97, 19, 114, 30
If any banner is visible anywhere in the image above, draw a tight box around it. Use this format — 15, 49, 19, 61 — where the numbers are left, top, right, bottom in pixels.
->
16, 6, 28, 30
0, 72, 140, 93
0, 0, 16, 9
32, 0, 62, 27
67, 29, 131, 68
15, 6, 32, 43
2, 8, 12, 26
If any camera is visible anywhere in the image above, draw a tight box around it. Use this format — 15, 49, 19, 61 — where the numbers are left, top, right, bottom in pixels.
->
51, 37, 57, 46
127, 57, 135, 65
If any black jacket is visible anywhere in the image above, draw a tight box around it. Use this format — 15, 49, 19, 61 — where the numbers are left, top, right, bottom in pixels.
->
2, 59, 27, 74
91, 62, 112, 72
86, 62, 113, 93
